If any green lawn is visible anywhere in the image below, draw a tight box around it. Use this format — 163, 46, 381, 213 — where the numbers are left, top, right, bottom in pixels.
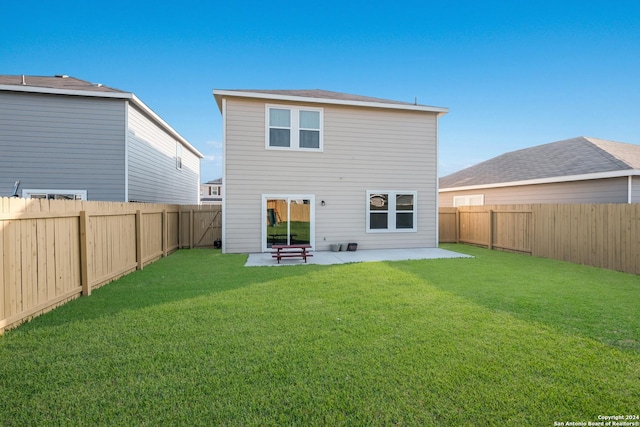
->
267, 220, 311, 244
1, 244, 638, 426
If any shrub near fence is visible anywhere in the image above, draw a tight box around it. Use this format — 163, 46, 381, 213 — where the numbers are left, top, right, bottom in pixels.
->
439, 204, 640, 275
0, 197, 221, 333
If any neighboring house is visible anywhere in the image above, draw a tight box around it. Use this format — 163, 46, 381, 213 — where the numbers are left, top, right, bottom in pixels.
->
0, 75, 203, 203
200, 178, 222, 204
213, 89, 448, 253
439, 136, 640, 206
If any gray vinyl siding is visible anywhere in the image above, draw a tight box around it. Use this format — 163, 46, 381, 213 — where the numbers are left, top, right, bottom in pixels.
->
439, 177, 630, 207
127, 104, 200, 204
224, 98, 439, 253
632, 176, 640, 203
0, 91, 126, 200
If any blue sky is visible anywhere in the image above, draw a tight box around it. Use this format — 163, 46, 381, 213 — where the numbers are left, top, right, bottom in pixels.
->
2, 1, 639, 183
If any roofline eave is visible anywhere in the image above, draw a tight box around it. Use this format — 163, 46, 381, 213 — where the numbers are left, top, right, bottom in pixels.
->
213, 89, 449, 115
439, 169, 640, 192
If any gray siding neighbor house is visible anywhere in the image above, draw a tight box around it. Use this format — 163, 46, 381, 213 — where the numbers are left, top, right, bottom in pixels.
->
213, 89, 448, 253
0, 75, 203, 203
439, 136, 640, 206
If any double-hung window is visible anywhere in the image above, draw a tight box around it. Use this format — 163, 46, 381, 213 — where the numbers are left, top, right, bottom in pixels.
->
366, 190, 417, 232
266, 105, 323, 151
176, 142, 183, 170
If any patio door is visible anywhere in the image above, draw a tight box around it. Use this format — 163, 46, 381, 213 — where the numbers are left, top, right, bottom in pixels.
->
263, 195, 314, 251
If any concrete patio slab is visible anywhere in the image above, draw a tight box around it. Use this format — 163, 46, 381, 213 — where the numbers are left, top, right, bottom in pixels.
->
245, 247, 472, 267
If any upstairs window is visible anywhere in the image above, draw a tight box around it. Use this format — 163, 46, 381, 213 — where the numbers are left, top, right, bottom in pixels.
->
176, 143, 183, 170
366, 191, 417, 232
299, 110, 320, 148
266, 105, 323, 151
453, 194, 484, 207
268, 108, 291, 147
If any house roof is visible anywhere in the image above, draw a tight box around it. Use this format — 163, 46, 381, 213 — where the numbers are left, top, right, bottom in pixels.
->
0, 75, 125, 93
213, 89, 448, 115
440, 136, 640, 190
0, 75, 203, 158
203, 178, 222, 185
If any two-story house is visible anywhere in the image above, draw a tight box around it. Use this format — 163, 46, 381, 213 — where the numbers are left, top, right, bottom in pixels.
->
213, 89, 448, 253
0, 75, 203, 203
200, 178, 223, 204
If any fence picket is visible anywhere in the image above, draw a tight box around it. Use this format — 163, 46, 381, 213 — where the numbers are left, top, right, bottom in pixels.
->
440, 204, 640, 275
1, 198, 221, 333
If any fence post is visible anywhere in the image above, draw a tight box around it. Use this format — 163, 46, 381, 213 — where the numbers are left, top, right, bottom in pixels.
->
178, 210, 183, 248
488, 209, 494, 250
79, 210, 91, 296
162, 209, 168, 257
189, 210, 194, 249
136, 210, 143, 270
455, 208, 460, 243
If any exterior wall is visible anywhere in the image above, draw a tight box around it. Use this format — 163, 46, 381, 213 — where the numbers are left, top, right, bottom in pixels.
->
0, 91, 126, 201
224, 97, 439, 253
439, 177, 630, 207
200, 182, 222, 204
127, 103, 200, 204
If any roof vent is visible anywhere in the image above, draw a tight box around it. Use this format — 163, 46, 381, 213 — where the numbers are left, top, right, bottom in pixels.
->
92, 83, 103, 87
21, 75, 26, 85
54, 74, 69, 78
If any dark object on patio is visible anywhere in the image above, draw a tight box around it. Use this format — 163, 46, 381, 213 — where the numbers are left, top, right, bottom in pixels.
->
214, 239, 222, 249
346, 243, 358, 251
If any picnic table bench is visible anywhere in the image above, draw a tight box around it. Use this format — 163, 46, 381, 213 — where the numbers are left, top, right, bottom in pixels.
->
271, 244, 313, 263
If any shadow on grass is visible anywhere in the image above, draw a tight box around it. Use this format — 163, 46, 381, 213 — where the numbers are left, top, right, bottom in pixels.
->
10, 249, 322, 333
3, 258, 638, 426
10, 244, 639, 356
392, 244, 640, 353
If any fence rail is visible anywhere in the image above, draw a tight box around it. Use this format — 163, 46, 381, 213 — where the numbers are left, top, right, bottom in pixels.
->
1, 198, 221, 333
439, 204, 640, 275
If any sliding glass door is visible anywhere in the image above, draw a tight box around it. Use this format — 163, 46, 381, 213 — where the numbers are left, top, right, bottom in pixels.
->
263, 195, 314, 250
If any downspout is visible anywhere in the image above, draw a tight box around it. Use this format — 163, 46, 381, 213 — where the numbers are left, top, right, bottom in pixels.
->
124, 100, 129, 202
628, 175, 633, 204
434, 113, 440, 248
221, 98, 227, 253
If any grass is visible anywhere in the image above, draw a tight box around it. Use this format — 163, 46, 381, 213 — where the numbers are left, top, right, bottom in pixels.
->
267, 221, 311, 244
1, 244, 638, 426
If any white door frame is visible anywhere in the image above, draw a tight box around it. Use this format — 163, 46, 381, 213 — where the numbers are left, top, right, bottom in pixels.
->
262, 194, 315, 252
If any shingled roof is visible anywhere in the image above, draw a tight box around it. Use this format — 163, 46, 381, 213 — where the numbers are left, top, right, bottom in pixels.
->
0, 75, 125, 94
213, 89, 448, 114
228, 89, 421, 106
440, 136, 640, 189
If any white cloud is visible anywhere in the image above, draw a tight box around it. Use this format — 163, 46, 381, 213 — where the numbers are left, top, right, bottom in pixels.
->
206, 140, 223, 149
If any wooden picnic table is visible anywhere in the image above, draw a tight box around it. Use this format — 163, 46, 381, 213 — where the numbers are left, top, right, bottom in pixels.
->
271, 244, 313, 263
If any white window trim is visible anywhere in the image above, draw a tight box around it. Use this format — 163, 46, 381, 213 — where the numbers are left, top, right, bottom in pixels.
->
261, 194, 315, 252
453, 194, 484, 207
22, 189, 87, 200
366, 190, 418, 233
265, 104, 323, 151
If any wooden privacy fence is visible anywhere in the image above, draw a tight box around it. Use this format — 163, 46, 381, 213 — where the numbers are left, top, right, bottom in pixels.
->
266, 199, 310, 223
439, 204, 640, 275
1, 198, 221, 333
